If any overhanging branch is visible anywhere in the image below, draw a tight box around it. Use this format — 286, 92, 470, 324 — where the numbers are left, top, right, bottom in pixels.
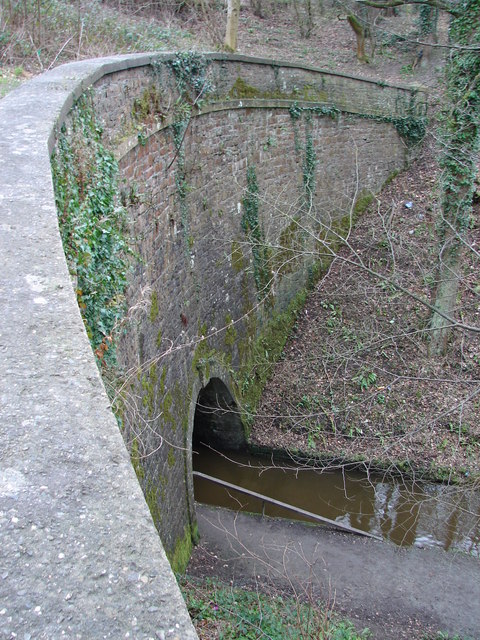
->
355, 0, 457, 15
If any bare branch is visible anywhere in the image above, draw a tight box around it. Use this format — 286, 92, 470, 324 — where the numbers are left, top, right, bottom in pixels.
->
355, 0, 458, 15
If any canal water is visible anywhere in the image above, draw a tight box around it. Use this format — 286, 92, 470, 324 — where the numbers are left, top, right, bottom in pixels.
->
193, 445, 480, 556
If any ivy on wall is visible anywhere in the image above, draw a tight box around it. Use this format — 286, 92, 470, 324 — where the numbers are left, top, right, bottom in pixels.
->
289, 97, 426, 148
391, 113, 426, 146
241, 163, 272, 299
419, 5, 438, 37
438, 3, 480, 236
302, 117, 317, 210
172, 115, 192, 256
51, 92, 131, 366
165, 52, 213, 257
164, 51, 212, 102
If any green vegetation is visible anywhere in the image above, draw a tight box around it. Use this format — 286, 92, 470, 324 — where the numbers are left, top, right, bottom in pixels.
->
132, 85, 164, 125
429, 0, 480, 354
273, 217, 302, 276
391, 112, 427, 146
236, 286, 309, 429
141, 364, 157, 417
51, 92, 131, 366
353, 368, 377, 391
288, 99, 426, 147
149, 291, 159, 322
171, 115, 191, 255
353, 190, 374, 216
241, 163, 272, 298
7, 1, 480, 635
166, 51, 213, 257
181, 577, 371, 640
302, 122, 317, 208
228, 77, 330, 103
145, 481, 163, 527
130, 437, 145, 480
192, 323, 215, 380
418, 6, 438, 38
165, 51, 212, 102
231, 240, 246, 273
289, 101, 340, 122
170, 524, 198, 574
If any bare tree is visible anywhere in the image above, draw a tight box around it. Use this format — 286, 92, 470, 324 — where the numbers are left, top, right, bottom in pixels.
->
355, 0, 480, 355
292, 0, 316, 38
224, 0, 240, 50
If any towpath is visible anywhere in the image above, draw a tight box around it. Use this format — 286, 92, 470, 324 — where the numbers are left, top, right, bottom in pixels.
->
187, 505, 480, 639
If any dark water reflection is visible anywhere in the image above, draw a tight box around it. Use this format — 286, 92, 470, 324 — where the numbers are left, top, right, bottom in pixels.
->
193, 445, 480, 556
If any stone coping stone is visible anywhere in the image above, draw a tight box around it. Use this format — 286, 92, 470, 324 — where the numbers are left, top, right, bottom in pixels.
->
0, 53, 197, 640
207, 51, 427, 91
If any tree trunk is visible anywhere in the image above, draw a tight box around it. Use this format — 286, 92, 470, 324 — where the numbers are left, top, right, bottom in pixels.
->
428, 1, 480, 355
293, 0, 314, 38
224, 0, 240, 51
347, 14, 369, 62
250, 0, 264, 18
428, 238, 462, 356
418, 6, 438, 68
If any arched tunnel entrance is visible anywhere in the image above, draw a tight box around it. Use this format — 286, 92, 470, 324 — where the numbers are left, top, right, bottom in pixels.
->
192, 378, 246, 451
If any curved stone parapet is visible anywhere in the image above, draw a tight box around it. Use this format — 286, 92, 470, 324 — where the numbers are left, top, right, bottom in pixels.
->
0, 54, 198, 640
0, 52, 426, 637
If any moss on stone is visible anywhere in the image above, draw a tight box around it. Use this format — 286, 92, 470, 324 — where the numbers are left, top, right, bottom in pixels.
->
149, 363, 157, 385
236, 275, 257, 365
149, 291, 159, 322
162, 390, 175, 430
228, 77, 329, 103
160, 366, 167, 394
232, 174, 387, 434
167, 446, 176, 468
159, 474, 168, 501
141, 372, 155, 417
191, 522, 200, 545
132, 85, 164, 124
130, 437, 145, 480
229, 77, 260, 99
145, 482, 162, 526
235, 287, 308, 432
169, 524, 194, 574
353, 189, 374, 216
171, 381, 190, 434
192, 338, 210, 379
296, 83, 328, 103
191, 323, 216, 381
273, 217, 301, 277
383, 169, 400, 187
231, 240, 245, 273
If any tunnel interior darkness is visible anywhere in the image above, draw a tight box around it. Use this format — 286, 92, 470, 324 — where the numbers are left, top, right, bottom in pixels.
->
193, 378, 246, 451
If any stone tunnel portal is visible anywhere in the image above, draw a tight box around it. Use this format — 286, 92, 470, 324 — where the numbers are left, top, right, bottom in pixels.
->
193, 378, 246, 452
